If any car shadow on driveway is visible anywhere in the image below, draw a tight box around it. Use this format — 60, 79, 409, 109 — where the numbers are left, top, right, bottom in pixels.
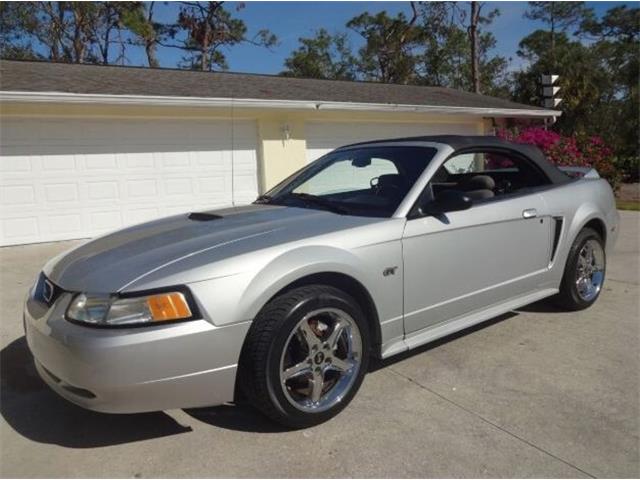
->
184, 311, 528, 433
2, 303, 568, 441
183, 404, 290, 433
0, 336, 192, 448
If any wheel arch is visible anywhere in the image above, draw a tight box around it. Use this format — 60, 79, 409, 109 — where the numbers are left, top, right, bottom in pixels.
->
555, 209, 608, 283
234, 268, 383, 404
263, 271, 382, 357
565, 200, 609, 251
582, 217, 607, 246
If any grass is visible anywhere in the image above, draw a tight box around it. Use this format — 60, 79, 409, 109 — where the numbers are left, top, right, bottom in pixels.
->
616, 200, 640, 211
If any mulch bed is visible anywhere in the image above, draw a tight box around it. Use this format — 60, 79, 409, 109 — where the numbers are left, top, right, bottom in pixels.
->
616, 183, 640, 202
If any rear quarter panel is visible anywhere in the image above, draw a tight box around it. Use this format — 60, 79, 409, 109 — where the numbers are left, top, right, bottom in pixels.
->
539, 178, 619, 289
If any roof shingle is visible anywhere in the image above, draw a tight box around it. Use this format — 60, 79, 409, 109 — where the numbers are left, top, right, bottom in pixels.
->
0, 59, 545, 112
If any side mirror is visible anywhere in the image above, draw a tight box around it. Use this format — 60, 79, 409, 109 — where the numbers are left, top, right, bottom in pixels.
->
419, 190, 473, 216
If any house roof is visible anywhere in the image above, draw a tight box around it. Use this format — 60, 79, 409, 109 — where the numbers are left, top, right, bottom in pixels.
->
0, 59, 557, 117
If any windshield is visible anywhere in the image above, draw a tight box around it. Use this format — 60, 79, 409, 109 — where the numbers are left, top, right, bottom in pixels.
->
257, 146, 437, 217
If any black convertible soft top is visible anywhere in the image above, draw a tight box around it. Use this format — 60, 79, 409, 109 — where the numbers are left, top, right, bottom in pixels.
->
340, 135, 572, 185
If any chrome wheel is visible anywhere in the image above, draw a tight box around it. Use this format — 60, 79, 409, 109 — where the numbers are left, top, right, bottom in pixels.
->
575, 239, 605, 302
279, 308, 362, 413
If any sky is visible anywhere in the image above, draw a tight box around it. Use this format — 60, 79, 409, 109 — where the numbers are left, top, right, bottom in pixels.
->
123, 1, 632, 74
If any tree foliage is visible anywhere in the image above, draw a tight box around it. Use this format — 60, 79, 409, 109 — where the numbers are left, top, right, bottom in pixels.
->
171, 1, 276, 71
414, 1, 509, 96
0, 1, 276, 69
0, 2, 133, 64
346, 8, 421, 84
281, 29, 355, 80
120, 2, 167, 68
280, 1, 509, 96
0, 3, 43, 60
513, 3, 639, 180
524, 1, 593, 67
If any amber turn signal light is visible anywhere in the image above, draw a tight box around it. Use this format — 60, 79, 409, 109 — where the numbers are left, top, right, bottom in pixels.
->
147, 292, 192, 321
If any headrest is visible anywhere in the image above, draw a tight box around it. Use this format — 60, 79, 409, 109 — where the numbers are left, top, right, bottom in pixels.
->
463, 175, 495, 191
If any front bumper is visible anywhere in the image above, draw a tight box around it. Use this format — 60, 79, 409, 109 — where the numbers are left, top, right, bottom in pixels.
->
24, 292, 250, 414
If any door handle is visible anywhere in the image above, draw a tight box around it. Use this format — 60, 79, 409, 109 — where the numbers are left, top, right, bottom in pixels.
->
522, 208, 537, 219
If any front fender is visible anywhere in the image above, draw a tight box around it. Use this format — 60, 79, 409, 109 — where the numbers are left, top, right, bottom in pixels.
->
189, 245, 374, 328
189, 234, 404, 338
241, 245, 372, 322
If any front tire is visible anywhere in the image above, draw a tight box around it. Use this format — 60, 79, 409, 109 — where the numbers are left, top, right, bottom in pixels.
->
556, 227, 606, 311
239, 285, 370, 428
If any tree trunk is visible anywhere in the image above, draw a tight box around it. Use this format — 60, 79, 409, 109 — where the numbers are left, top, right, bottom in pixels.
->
550, 22, 556, 69
469, 1, 481, 94
72, 8, 85, 63
101, 26, 112, 65
145, 3, 159, 68
145, 42, 159, 68
549, 3, 556, 69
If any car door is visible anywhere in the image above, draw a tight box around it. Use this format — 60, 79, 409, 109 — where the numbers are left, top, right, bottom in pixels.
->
402, 149, 553, 335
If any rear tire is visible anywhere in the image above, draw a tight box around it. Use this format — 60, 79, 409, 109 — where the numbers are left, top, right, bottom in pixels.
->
238, 285, 370, 428
555, 227, 606, 311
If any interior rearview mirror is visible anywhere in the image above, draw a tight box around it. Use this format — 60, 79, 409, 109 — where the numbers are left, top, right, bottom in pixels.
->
351, 156, 372, 168
419, 190, 473, 216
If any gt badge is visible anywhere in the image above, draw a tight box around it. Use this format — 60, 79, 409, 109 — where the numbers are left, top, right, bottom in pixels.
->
383, 267, 398, 277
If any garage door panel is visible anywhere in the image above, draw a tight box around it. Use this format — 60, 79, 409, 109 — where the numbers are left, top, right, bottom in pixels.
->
44, 183, 79, 203
0, 154, 33, 173
40, 154, 78, 172
84, 153, 119, 170
2, 217, 39, 242
89, 210, 122, 231
1, 184, 36, 206
121, 152, 155, 169
48, 213, 82, 236
0, 117, 258, 245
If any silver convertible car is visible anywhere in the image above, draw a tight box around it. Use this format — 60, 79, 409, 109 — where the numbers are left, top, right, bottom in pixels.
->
24, 135, 619, 427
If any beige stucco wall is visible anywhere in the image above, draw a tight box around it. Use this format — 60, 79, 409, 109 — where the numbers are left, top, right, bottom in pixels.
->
1, 101, 490, 192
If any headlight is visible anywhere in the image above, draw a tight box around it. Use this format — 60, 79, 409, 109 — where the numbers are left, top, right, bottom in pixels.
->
66, 290, 195, 327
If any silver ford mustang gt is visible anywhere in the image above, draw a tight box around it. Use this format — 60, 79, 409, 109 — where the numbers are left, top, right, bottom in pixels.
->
24, 135, 619, 427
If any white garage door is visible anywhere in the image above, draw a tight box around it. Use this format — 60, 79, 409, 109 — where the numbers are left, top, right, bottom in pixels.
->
306, 121, 481, 162
0, 117, 258, 246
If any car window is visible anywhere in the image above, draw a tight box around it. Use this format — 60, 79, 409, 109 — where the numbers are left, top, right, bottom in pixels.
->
430, 150, 550, 204
295, 158, 398, 196
262, 146, 437, 217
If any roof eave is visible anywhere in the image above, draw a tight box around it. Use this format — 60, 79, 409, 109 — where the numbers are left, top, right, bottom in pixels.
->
0, 90, 562, 118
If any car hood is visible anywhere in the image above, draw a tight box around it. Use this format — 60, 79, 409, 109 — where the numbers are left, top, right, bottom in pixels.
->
45, 205, 380, 293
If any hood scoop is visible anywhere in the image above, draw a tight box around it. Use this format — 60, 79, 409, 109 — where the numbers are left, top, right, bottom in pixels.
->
188, 212, 223, 222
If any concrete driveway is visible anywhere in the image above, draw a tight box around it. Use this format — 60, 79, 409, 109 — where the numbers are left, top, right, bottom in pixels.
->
1, 212, 638, 478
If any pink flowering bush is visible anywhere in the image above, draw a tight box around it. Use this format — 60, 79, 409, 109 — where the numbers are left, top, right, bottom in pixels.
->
498, 127, 620, 190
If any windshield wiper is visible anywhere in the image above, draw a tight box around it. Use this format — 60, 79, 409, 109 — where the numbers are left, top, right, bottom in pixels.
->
284, 192, 349, 215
